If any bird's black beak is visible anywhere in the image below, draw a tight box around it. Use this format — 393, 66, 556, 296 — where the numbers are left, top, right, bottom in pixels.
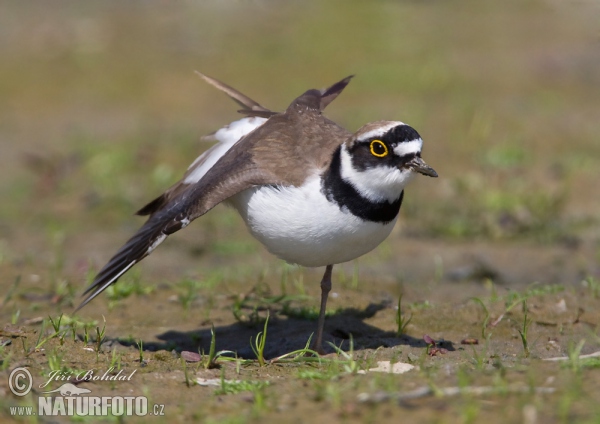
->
407, 156, 438, 178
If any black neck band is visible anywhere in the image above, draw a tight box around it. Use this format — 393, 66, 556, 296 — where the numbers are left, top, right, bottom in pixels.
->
322, 146, 403, 223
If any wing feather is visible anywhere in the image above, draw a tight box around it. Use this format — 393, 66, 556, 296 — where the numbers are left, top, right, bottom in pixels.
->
76, 214, 175, 310
194, 71, 274, 117
78, 76, 354, 310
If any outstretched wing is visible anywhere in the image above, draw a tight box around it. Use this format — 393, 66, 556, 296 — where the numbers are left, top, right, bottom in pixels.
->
137, 73, 353, 216
77, 135, 274, 311
77, 78, 353, 310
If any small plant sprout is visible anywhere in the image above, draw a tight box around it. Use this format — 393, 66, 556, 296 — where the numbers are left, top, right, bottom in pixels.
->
206, 325, 218, 369
48, 313, 66, 345
269, 334, 321, 364
1, 275, 21, 309
250, 313, 270, 366
328, 335, 360, 374
35, 319, 48, 348
21, 338, 30, 357
70, 321, 77, 341
11, 309, 20, 325
396, 294, 413, 336
468, 344, 487, 370
83, 325, 90, 345
201, 325, 222, 369
137, 339, 145, 364
47, 349, 64, 372
110, 346, 122, 371
517, 301, 532, 358
470, 297, 491, 339
503, 284, 564, 314
182, 358, 191, 388
566, 339, 586, 373
35, 319, 58, 350
180, 326, 236, 369
48, 315, 61, 333
95, 315, 107, 353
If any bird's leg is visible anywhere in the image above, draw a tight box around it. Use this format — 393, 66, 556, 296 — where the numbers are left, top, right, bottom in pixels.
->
312, 264, 333, 355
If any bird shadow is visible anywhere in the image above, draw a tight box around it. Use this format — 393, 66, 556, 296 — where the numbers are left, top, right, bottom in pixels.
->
118, 301, 455, 358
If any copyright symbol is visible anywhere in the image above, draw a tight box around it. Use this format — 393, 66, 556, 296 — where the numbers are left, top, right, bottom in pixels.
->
9, 367, 33, 396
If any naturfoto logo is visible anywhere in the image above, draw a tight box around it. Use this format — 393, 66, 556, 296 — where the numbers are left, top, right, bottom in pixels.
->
8, 367, 165, 418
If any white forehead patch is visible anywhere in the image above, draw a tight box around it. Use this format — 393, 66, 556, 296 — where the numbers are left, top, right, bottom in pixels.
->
356, 121, 405, 142
393, 138, 423, 157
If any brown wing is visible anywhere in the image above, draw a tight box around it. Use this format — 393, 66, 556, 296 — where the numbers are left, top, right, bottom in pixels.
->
77, 86, 352, 310
137, 74, 353, 216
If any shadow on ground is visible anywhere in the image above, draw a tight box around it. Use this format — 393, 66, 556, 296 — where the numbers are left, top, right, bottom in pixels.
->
117, 302, 454, 358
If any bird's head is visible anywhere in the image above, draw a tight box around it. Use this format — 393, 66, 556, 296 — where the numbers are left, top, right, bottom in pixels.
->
340, 121, 437, 203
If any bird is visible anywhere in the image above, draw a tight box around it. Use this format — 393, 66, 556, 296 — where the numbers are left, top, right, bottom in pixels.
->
77, 72, 438, 354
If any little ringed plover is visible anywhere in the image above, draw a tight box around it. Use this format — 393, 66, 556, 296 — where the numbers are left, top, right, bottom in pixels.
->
77, 73, 438, 354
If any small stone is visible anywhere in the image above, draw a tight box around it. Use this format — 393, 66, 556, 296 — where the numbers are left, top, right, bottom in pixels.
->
181, 351, 201, 362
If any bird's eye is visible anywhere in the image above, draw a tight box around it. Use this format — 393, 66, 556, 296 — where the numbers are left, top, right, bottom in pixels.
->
369, 140, 388, 158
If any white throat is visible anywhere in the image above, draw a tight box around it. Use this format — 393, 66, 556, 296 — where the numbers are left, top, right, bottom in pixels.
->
339, 145, 414, 203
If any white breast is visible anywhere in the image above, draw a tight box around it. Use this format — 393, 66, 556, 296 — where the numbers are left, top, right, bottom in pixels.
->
230, 177, 397, 267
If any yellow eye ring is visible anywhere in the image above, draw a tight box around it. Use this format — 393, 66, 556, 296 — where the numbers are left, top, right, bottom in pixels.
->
369, 140, 389, 157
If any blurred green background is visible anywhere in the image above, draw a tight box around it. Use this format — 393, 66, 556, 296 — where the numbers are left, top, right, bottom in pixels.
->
0, 0, 598, 293
1, 2, 600, 421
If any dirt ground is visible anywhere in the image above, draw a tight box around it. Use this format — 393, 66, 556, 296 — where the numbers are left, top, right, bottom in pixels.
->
1, 1, 599, 423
